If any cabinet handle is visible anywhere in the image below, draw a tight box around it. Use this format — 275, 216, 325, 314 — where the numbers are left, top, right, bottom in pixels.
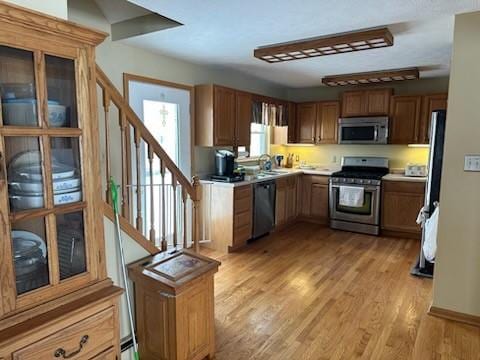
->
54, 335, 89, 358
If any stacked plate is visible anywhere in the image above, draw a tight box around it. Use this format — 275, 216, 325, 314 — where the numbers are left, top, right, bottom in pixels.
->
8, 151, 82, 210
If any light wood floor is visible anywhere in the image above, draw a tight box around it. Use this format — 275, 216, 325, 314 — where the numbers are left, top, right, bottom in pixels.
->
202, 222, 480, 360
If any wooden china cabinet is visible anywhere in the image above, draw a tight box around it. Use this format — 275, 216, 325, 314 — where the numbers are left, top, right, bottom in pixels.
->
0, 3, 122, 360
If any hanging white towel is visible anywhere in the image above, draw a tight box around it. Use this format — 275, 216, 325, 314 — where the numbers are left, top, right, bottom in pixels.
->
339, 186, 364, 208
423, 205, 440, 262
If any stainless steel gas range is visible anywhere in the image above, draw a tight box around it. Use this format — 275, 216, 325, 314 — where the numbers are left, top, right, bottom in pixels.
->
329, 156, 389, 235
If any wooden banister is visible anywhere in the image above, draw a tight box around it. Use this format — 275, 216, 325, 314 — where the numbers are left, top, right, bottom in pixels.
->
95, 64, 200, 254
95, 65, 195, 197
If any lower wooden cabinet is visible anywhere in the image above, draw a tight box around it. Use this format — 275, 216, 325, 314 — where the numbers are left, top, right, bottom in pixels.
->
0, 284, 122, 360
275, 175, 298, 228
299, 175, 330, 224
204, 184, 252, 253
381, 181, 425, 238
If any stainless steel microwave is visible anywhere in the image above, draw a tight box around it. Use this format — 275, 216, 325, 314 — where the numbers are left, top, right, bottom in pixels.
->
338, 117, 389, 144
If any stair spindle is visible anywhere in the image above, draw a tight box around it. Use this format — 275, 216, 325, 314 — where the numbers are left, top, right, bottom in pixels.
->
192, 176, 201, 253
134, 129, 143, 233
103, 91, 111, 203
119, 111, 129, 220
172, 176, 178, 250
160, 160, 167, 251
148, 146, 155, 243
182, 187, 188, 249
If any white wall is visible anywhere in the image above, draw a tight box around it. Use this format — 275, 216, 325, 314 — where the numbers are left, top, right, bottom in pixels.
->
4, 0, 67, 19
432, 11, 480, 317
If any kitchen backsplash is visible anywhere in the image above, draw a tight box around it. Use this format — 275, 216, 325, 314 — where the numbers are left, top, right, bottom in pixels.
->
270, 144, 429, 169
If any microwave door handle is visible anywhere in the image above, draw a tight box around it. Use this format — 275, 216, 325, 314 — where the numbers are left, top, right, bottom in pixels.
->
374, 126, 379, 142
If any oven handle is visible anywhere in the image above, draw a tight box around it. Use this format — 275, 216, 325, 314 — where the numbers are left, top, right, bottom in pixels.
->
330, 184, 379, 192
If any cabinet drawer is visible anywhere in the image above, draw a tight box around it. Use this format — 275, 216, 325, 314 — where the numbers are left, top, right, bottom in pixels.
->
235, 211, 252, 228
234, 197, 252, 214
13, 308, 115, 360
91, 347, 116, 360
310, 175, 329, 185
234, 185, 252, 200
233, 224, 252, 245
383, 181, 425, 194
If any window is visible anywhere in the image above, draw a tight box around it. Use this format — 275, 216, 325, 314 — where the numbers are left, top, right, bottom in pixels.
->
249, 123, 269, 157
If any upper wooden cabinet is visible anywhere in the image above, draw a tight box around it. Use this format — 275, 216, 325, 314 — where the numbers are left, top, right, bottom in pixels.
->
419, 93, 448, 144
287, 102, 297, 143
296, 101, 340, 144
389, 95, 422, 144
389, 93, 447, 144
195, 84, 252, 146
341, 88, 392, 117
296, 102, 316, 143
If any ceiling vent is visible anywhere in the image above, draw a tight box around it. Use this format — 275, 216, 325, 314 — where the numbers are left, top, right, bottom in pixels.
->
254, 28, 393, 63
94, 0, 182, 41
322, 68, 420, 86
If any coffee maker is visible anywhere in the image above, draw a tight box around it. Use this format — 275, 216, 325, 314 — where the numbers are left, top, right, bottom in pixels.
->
210, 150, 244, 182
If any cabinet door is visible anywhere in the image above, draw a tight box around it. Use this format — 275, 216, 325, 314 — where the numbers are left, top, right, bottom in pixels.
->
287, 102, 297, 143
213, 86, 235, 146
296, 103, 316, 144
275, 179, 287, 226
381, 182, 425, 235
389, 96, 422, 144
317, 101, 339, 144
366, 89, 392, 115
341, 91, 366, 117
285, 177, 297, 222
310, 184, 329, 223
419, 94, 448, 144
235, 91, 252, 146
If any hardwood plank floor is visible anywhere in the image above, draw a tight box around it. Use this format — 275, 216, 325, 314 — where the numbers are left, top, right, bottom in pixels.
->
201, 222, 480, 360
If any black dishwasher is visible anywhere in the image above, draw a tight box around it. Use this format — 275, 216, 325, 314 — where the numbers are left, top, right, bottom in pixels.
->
253, 180, 276, 238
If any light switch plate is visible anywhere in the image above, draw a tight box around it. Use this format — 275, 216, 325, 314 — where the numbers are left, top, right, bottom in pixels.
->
464, 155, 480, 171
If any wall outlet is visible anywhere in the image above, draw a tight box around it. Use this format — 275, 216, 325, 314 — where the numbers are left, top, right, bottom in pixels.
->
464, 155, 480, 171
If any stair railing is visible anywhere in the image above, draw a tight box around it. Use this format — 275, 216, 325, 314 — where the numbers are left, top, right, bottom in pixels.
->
95, 65, 201, 254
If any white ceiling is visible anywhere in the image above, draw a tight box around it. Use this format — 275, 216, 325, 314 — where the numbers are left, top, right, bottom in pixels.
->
120, 0, 480, 88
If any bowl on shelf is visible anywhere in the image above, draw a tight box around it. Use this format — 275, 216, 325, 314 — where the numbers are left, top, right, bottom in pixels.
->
1, 99, 66, 127
0, 83, 35, 100
9, 176, 81, 193
13, 164, 76, 181
9, 187, 82, 210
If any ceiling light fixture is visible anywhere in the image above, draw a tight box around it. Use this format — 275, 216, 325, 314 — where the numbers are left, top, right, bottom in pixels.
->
254, 28, 393, 63
322, 68, 420, 86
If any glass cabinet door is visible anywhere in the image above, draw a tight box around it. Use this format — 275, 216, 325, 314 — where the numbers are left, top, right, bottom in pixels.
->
0, 46, 39, 127
0, 47, 92, 302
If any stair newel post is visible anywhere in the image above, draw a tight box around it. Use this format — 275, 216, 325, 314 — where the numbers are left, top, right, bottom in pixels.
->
172, 175, 178, 250
160, 160, 167, 251
119, 110, 129, 220
134, 128, 143, 233
148, 145, 155, 244
192, 176, 201, 253
182, 186, 188, 249
103, 90, 112, 203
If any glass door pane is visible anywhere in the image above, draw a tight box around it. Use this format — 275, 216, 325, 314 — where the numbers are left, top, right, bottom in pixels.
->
50, 137, 82, 206
11, 217, 49, 295
5, 137, 44, 212
0, 46, 39, 127
56, 210, 86, 280
45, 55, 77, 128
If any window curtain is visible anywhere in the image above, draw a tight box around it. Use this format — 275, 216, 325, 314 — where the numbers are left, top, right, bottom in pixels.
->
252, 101, 287, 127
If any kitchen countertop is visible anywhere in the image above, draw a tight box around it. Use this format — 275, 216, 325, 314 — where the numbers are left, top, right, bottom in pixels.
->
201, 168, 427, 187
382, 174, 427, 182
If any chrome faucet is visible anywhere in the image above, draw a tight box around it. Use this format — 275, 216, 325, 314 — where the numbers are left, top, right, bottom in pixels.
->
258, 154, 272, 171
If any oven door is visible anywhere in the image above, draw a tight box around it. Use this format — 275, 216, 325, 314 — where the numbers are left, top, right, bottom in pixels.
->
329, 183, 380, 225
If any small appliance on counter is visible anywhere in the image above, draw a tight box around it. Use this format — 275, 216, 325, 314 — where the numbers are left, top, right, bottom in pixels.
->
210, 150, 245, 183
273, 154, 284, 168
405, 163, 427, 177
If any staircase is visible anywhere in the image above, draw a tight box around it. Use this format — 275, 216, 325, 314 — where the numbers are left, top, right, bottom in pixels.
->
95, 65, 201, 255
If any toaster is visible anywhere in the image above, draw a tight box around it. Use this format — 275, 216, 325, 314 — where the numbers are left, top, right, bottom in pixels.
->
405, 164, 427, 177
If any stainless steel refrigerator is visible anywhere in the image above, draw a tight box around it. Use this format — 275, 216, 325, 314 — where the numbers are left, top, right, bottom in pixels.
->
411, 110, 447, 278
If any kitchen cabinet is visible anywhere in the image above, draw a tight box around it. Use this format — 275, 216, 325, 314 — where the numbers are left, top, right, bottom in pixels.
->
419, 93, 448, 144
287, 102, 297, 143
275, 175, 298, 227
204, 184, 252, 253
0, 3, 122, 359
296, 102, 317, 143
381, 181, 425, 239
296, 101, 340, 144
389, 95, 422, 144
299, 175, 329, 224
341, 89, 392, 117
195, 84, 252, 146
